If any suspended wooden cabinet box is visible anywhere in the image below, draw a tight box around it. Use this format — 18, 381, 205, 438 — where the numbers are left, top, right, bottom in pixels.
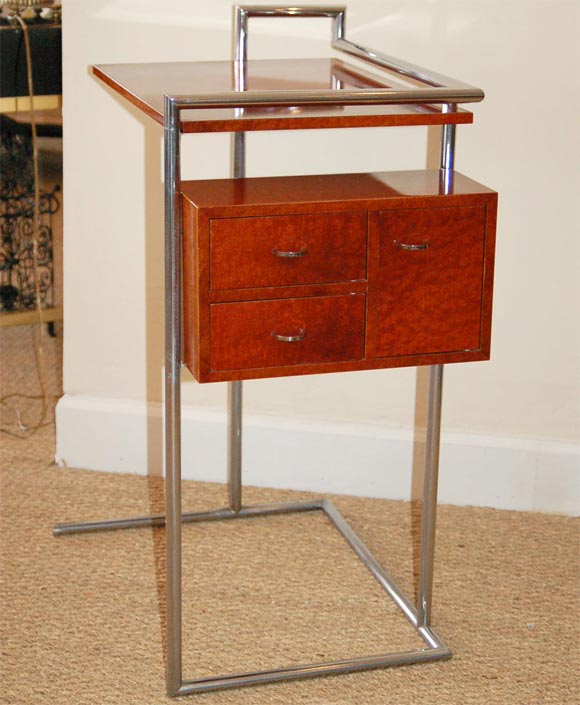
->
181, 170, 497, 382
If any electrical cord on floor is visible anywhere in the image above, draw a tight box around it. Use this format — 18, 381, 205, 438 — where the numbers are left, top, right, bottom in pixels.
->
0, 12, 53, 439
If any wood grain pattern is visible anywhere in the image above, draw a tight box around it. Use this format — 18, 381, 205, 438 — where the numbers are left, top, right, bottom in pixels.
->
367, 206, 486, 357
210, 211, 367, 290
92, 59, 473, 133
181, 170, 497, 383
182, 171, 495, 212
479, 197, 498, 358
182, 196, 200, 378
210, 295, 365, 372
199, 349, 491, 383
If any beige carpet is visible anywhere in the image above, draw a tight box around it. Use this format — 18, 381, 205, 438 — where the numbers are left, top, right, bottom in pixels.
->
1, 145, 578, 703
0, 426, 578, 705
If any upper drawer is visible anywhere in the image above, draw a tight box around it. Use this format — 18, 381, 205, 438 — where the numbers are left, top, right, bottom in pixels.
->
209, 211, 367, 290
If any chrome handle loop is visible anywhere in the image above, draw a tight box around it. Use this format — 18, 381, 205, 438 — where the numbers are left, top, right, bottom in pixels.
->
271, 328, 305, 343
394, 240, 429, 251
271, 246, 308, 258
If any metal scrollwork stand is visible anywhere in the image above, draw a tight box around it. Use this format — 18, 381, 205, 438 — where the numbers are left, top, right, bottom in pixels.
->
0, 116, 59, 316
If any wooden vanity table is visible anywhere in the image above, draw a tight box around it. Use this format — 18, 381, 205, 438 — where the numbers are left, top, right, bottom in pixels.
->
54, 6, 497, 698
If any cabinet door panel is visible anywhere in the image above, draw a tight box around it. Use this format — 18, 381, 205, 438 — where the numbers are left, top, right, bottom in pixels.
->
369, 206, 486, 357
210, 294, 365, 372
210, 211, 367, 290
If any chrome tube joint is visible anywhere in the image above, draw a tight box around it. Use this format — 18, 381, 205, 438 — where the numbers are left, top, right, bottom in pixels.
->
234, 5, 346, 65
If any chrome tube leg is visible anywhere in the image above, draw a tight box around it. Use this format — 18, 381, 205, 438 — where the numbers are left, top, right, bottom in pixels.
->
164, 96, 182, 697
439, 103, 456, 193
228, 381, 243, 512
232, 132, 246, 176
417, 110, 455, 628
417, 364, 444, 628
228, 31, 246, 509
440, 126, 455, 172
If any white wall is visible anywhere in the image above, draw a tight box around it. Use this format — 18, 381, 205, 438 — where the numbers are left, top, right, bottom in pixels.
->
58, 0, 580, 514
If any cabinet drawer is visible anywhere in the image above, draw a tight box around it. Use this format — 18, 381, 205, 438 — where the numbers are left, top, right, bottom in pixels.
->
209, 211, 367, 290
210, 294, 365, 371
369, 205, 486, 357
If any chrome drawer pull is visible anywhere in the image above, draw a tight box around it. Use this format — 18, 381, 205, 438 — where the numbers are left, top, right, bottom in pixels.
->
271, 328, 305, 343
271, 246, 308, 258
394, 240, 429, 251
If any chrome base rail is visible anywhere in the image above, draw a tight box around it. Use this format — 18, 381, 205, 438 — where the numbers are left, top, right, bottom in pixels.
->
178, 646, 451, 695
52, 499, 324, 536
54, 496, 451, 695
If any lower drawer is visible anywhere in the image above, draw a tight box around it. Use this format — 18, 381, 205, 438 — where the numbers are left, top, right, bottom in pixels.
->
210, 294, 365, 372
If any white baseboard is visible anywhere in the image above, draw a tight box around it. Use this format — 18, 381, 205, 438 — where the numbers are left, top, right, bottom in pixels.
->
55, 394, 580, 516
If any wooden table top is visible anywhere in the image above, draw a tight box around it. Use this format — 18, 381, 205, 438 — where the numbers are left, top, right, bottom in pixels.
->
93, 58, 473, 133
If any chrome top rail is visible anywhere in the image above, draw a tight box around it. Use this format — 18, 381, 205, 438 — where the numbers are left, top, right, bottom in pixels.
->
333, 38, 480, 94
167, 85, 480, 111
231, 5, 484, 105
234, 6, 346, 68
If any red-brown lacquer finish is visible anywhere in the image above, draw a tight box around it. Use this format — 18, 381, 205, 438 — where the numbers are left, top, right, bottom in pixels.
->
210, 212, 367, 290
368, 206, 486, 357
91, 59, 473, 133
182, 170, 497, 383
210, 294, 365, 372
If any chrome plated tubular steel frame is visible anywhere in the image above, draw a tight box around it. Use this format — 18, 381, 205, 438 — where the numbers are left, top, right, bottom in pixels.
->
439, 104, 457, 193
52, 6, 461, 697
175, 500, 450, 696
164, 94, 183, 696
234, 4, 481, 96
227, 380, 243, 513
416, 109, 454, 628
233, 6, 484, 107
53, 497, 451, 695
228, 51, 246, 517
417, 365, 444, 628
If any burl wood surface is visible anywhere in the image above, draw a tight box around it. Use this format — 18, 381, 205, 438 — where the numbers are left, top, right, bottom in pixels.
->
210, 211, 367, 290
182, 170, 497, 383
181, 171, 495, 211
92, 59, 473, 133
367, 206, 486, 357
210, 294, 365, 372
